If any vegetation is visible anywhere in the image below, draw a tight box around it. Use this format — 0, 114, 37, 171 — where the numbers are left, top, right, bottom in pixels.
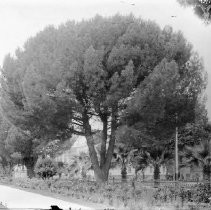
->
34, 157, 58, 179
181, 140, 211, 182
0, 14, 207, 183
1, 176, 211, 209
0, 115, 12, 173
68, 152, 92, 178
0, 113, 37, 177
145, 144, 173, 186
0, 13, 210, 209
177, 0, 211, 24
113, 142, 137, 181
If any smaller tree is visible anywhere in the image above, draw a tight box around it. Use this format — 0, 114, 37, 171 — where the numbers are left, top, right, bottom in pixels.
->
144, 144, 173, 187
0, 114, 14, 175
34, 157, 58, 179
5, 126, 37, 178
113, 143, 137, 182
130, 150, 148, 180
181, 140, 211, 184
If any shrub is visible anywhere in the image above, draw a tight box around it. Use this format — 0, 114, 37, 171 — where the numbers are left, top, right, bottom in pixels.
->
34, 157, 58, 179
153, 183, 211, 207
192, 183, 211, 204
56, 161, 67, 178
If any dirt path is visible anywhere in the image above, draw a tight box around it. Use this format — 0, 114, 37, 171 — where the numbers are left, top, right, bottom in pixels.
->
0, 184, 93, 209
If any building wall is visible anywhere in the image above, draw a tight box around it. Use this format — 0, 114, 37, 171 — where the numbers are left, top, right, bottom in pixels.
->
180, 166, 203, 181
86, 164, 167, 180
109, 165, 136, 177
55, 136, 88, 164
55, 137, 169, 180
13, 164, 27, 179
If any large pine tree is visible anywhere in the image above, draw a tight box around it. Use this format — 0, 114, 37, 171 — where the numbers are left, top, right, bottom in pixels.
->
0, 15, 206, 183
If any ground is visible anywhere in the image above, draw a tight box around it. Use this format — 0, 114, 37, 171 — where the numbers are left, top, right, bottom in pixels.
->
0, 184, 107, 209
0, 203, 7, 209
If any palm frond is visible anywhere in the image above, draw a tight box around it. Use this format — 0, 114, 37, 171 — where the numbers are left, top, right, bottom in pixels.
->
182, 140, 211, 168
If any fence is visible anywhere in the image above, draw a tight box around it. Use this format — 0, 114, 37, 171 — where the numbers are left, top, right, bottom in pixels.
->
84, 175, 211, 189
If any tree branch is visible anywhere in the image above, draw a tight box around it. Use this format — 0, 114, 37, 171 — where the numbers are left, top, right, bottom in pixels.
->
104, 105, 118, 171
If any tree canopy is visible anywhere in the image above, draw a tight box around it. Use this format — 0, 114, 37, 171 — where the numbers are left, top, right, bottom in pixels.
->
177, 0, 211, 24
0, 14, 207, 183
0, 114, 12, 169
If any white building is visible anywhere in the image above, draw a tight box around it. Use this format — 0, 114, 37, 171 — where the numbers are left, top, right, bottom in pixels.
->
13, 164, 27, 179
55, 135, 168, 180
55, 136, 88, 164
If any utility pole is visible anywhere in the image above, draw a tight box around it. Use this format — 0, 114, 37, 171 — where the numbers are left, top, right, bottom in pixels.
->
209, 137, 211, 191
175, 113, 179, 181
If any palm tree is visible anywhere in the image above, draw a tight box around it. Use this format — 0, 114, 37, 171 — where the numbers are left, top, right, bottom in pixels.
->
181, 140, 211, 183
130, 150, 148, 180
145, 145, 173, 187
113, 143, 137, 182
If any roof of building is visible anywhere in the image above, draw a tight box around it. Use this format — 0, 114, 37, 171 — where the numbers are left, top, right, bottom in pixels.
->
71, 136, 87, 148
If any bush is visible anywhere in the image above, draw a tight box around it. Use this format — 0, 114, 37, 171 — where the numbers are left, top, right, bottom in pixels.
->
192, 184, 211, 204
34, 157, 58, 179
153, 183, 211, 207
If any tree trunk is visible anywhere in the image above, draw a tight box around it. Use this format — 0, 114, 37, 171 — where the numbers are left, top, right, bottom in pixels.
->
84, 107, 117, 184
121, 162, 127, 182
94, 168, 108, 183
203, 165, 211, 189
85, 132, 107, 182
135, 169, 138, 180
103, 106, 117, 176
142, 170, 145, 181
84, 123, 109, 183
24, 157, 36, 178
154, 164, 160, 187
203, 165, 210, 181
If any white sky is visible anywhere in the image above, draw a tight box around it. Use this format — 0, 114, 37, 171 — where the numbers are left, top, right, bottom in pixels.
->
0, 0, 211, 118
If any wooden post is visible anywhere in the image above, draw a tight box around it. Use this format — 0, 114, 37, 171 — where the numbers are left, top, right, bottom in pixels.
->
175, 113, 179, 182
175, 126, 179, 181
174, 113, 179, 203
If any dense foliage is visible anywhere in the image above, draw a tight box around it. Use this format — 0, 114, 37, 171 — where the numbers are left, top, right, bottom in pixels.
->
34, 157, 58, 179
177, 0, 211, 24
0, 14, 207, 183
181, 140, 211, 182
0, 113, 37, 177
